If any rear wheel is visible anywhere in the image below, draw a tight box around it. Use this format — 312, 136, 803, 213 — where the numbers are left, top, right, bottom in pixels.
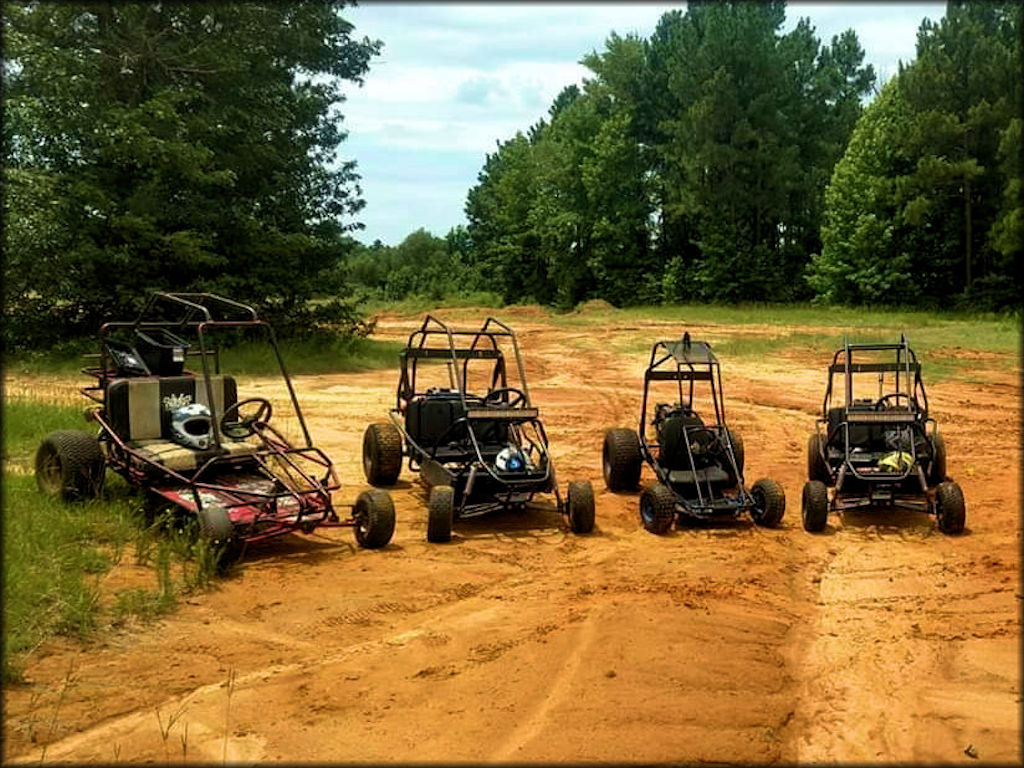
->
927, 430, 947, 486
35, 430, 106, 501
566, 480, 595, 534
354, 489, 396, 548
603, 428, 641, 491
363, 422, 403, 486
427, 485, 455, 543
807, 433, 830, 483
750, 477, 785, 527
801, 480, 829, 533
638, 483, 675, 535
935, 480, 965, 534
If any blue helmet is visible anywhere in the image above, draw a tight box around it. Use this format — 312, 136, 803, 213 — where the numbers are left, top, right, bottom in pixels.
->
496, 444, 529, 472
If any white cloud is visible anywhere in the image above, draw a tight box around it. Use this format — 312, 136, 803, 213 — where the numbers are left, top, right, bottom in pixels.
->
340, 2, 947, 244
345, 59, 590, 153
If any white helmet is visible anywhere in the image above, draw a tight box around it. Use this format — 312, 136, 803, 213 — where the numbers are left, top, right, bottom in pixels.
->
170, 403, 213, 450
495, 444, 529, 472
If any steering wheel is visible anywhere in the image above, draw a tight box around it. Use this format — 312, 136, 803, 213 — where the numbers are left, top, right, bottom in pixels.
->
874, 393, 915, 411
221, 397, 273, 439
483, 387, 527, 408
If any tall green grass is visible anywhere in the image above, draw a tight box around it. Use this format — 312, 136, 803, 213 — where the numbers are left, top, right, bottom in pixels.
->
2, 474, 142, 681
1, 397, 227, 681
3, 398, 91, 470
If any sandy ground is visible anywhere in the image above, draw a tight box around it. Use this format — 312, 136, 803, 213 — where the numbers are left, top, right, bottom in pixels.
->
3, 307, 1020, 764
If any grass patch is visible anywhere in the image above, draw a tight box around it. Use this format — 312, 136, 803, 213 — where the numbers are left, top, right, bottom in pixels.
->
555, 309, 1017, 384
5, 333, 403, 379
2, 474, 142, 681
1, 397, 228, 682
2, 338, 95, 376
553, 301, 1020, 353
219, 334, 402, 375
3, 398, 92, 470
361, 291, 504, 316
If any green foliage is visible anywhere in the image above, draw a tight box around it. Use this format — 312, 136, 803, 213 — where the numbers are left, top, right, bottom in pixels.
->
345, 227, 490, 304
811, 2, 1021, 310
463, 1, 875, 308
808, 82, 923, 303
3, 2, 380, 351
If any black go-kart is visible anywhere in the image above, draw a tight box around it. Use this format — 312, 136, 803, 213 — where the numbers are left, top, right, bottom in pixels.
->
35, 292, 395, 563
602, 332, 786, 533
802, 335, 965, 534
361, 315, 595, 542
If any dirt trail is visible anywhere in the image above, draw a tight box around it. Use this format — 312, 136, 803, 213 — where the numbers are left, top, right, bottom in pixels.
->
3, 307, 1019, 763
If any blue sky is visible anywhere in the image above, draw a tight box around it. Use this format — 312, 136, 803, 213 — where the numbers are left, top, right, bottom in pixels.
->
337, 2, 947, 246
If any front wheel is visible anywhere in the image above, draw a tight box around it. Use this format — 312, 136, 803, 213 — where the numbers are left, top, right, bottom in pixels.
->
197, 503, 242, 568
566, 480, 595, 534
638, 483, 675, 535
927, 430, 947, 486
427, 485, 455, 543
934, 480, 965, 534
35, 430, 106, 501
750, 477, 785, 528
354, 489, 396, 549
801, 480, 829, 533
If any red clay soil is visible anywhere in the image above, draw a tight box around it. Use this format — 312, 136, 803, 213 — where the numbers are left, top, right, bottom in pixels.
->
3, 307, 1019, 764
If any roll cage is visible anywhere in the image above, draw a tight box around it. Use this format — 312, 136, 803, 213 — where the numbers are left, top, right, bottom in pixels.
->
82, 292, 340, 541
639, 332, 750, 516
389, 315, 555, 513
815, 334, 935, 490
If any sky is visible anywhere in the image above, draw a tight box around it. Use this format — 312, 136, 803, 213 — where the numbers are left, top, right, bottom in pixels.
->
337, 2, 948, 246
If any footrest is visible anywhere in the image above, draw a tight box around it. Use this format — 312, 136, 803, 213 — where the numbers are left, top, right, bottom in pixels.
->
668, 466, 731, 486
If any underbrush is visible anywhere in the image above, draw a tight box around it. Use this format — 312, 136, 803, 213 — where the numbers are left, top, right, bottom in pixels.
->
4, 329, 403, 378
360, 291, 504, 316
2, 398, 228, 682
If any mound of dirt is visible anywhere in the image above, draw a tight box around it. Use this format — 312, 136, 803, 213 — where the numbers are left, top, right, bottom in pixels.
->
574, 298, 618, 314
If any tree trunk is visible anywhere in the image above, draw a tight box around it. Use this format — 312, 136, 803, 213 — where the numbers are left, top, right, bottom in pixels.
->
964, 177, 972, 290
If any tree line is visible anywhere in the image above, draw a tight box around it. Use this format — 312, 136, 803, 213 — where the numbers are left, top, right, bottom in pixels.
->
4, 2, 1020, 353
352, 1, 1020, 313
3, 1, 376, 350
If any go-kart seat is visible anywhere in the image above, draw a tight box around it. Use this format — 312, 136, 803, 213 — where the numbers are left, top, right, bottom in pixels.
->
105, 374, 257, 471
657, 409, 705, 470
406, 393, 509, 460
658, 409, 733, 487
827, 404, 897, 454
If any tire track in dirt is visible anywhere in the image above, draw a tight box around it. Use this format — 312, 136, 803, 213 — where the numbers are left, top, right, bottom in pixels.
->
781, 368, 1021, 763
786, 528, 1020, 763
489, 608, 599, 762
